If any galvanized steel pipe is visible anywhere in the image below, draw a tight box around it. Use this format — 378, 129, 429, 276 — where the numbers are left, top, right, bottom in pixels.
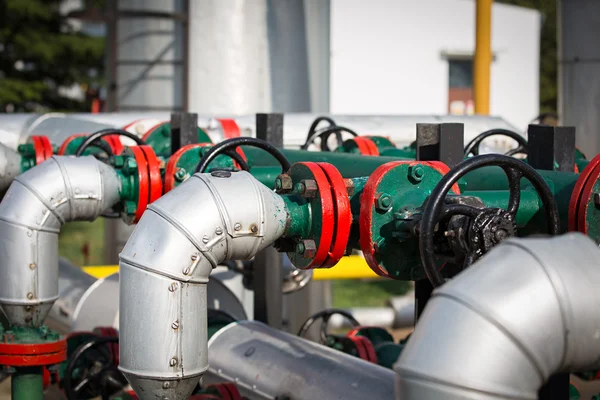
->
118, 171, 287, 400
204, 320, 396, 400
395, 233, 600, 400
0, 142, 22, 195
0, 156, 121, 327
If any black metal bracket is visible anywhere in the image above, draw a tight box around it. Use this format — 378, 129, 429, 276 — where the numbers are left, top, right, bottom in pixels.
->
527, 124, 576, 172
253, 113, 284, 328
170, 112, 198, 153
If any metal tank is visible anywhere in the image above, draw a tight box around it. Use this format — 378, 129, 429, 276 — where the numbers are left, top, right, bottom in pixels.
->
203, 320, 396, 400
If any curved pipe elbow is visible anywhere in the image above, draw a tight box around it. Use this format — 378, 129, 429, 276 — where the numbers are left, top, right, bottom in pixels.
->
0, 156, 121, 327
395, 233, 600, 400
0, 142, 22, 194
119, 171, 287, 400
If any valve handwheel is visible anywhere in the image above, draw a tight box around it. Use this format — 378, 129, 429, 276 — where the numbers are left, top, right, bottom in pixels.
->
419, 154, 560, 287
62, 336, 126, 400
297, 308, 360, 343
464, 129, 528, 157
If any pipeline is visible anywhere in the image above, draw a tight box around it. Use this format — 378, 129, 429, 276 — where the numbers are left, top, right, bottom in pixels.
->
0, 142, 22, 194
118, 171, 287, 399
395, 233, 600, 400
203, 320, 396, 400
0, 156, 121, 327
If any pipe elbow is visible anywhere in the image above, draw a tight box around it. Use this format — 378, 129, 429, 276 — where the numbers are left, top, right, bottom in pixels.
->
0, 156, 121, 326
395, 233, 600, 400
119, 171, 287, 400
0, 142, 22, 194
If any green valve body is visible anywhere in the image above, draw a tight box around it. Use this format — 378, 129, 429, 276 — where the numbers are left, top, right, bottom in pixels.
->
143, 122, 212, 158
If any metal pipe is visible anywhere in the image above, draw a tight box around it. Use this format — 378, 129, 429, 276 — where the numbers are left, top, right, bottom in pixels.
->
474, 0, 493, 115
0, 156, 121, 327
395, 233, 600, 400
203, 320, 396, 400
0, 142, 22, 195
118, 171, 287, 400
329, 296, 415, 330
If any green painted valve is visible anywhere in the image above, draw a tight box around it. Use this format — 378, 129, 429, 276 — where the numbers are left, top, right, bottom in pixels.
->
142, 122, 212, 158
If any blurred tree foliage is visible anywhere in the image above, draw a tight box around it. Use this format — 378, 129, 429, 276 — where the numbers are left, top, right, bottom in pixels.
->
0, 0, 105, 112
497, 0, 557, 114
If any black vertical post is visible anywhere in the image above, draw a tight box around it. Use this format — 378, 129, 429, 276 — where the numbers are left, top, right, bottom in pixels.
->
527, 124, 576, 172
414, 123, 464, 320
170, 112, 198, 153
527, 124, 573, 400
253, 113, 284, 328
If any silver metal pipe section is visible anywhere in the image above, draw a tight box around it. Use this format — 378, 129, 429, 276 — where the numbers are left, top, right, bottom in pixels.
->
395, 233, 600, 400
203, 320, 396, 400
0, 156, 121, 327
329, 295, 415, 330
0, 142, 22, 195
119, 171, 287, 400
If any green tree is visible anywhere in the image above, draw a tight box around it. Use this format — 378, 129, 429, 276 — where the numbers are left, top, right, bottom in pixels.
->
0, 0, 105, 112
497, 0, 557, 114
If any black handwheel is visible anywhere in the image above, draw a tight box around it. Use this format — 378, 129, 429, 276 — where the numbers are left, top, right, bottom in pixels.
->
464, 129, 528, 157
419, 154, 560, 287
297, 308, 360, 343
74, 129, 145, 156
302, 126, 359, 151
63, 337, 126, 400
194, 137, 290, 173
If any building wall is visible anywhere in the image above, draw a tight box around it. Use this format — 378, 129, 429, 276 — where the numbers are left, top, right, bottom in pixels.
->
330, 0, 540, 131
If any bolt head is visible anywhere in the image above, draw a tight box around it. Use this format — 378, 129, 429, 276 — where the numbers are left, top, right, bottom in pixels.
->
408, 165, 424, 183
169, 357, 178, 367
27, 293, 34, 300
344, 179, 355, 196
234, 223, 242, 231
175, 168, 187, 182
300, 239, 317, 258
375, 194, 392, 211
168, 282, 178, 292
250, 224, 258, 233
215, 227, 223, 235
112, 156, 125, 168
171, 321, 180, 330
202, 235, 209, 244
300, 180, 318, 198
275, 174, 293, 193
29, 263, 36, 270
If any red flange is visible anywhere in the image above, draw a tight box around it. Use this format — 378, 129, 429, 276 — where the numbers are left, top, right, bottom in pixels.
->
359, 161, 459, 277
139, 145, 163, 204
217, 119, 242, 139
569, 153, 600, 232
347, 335, 378, 364
127, 146, 150, 223
361, 137, 380, 156
58, 134, 86, 155
30, 136, 53, 165
142, 121, 169, 141
316, 163, 352, 268
287, 162, 335, 269
209, 383, 242, 400
105, 135, 124, 155
0, 337, 67, 367
351, 137, 373, 155
164, 143, 213, 193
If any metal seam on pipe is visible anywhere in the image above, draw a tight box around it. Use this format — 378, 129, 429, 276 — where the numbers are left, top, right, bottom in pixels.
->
0, 156, 121, 328
395, 233, 600, 400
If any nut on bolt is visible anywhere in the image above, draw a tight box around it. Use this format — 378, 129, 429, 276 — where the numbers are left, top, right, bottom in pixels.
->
408, 165, 425, 183
375, 193, 392, 211
295, 179, 318, 198
275, 174, 293, 193
344, 179, 355, 196
297, 239, 317, 258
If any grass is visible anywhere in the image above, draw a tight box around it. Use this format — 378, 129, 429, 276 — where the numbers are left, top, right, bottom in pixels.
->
331, 279, 412, 308
58, 221, 408, 308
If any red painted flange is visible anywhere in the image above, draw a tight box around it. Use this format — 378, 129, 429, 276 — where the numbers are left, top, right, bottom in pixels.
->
359, 161, 459, 277
164, 143, 213, 193
287, 162, 335, 269
139, 145, 163, 204
105, 135, 124, 155
577, 160, 600, 234
142, 121, 168, 141
361, 137, 380, 156
58, 134, 86, 155
351, 137, 373, 155
569, 153, 600, 232
127, 146, 150, 223
30, 136, 53, 165
216, 119, 241, 139
347, 335, 378, 364
209, 383, 242, 400
316, 163, 352, 268
0, 337, 67, 367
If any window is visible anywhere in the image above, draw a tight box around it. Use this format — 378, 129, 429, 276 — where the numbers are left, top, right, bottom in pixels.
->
448, 58, 474, 115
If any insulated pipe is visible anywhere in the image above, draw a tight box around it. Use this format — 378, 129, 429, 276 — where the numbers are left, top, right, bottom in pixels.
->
0, 142, 22, 195
119, 171, 287, 400
203, 320, 396, 400
395, 233, 600, 400
0, 156, 121, 327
